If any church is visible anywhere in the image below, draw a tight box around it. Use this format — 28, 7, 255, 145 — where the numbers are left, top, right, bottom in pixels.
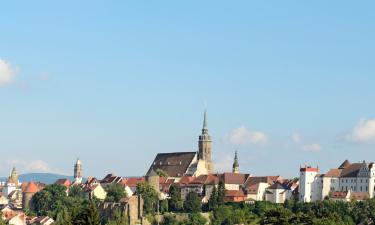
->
147, 111, 214, 180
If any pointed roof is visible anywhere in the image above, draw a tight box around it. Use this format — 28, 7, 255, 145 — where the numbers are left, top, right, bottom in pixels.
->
338, 160, 351, 169
233, 150, 239, 167
203, 110, 208, 130
76, 158, 81, 165
24, 182, 38, 193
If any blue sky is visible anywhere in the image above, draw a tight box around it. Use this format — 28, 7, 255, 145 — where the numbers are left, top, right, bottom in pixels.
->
1, 1, 375, 178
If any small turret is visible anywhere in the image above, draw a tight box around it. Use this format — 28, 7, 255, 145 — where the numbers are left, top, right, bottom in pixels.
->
74, 158, 83, 184
146, 168, 160, 194
232, 150, 239, 174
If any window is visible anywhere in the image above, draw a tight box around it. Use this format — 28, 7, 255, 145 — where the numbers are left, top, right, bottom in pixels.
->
361, 186, 363, 191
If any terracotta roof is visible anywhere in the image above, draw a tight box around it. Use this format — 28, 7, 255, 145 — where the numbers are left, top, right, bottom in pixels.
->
247, 183, 260, 194
24, 182, 39, 193
244, 176, 281, 188
55, 179, 71, 187
330, 191, 348, 198
221, 173, 249, 185
324, 169, 342, 178
338, 160, 351, 169
225, 189, 246, 197
300, 166, 318, 172
123, 177, 145, 187
178, 176, 195, 185
147, 152, 196, 177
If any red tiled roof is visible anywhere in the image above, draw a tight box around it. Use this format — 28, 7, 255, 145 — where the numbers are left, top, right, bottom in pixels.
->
225, 189, 246, 197
55, 179, 71, 187
331, 191, 348, 198
221, 173, 249, 185
24, 182, 39, 193
123, 177, 145, 187
324, 169, 342, 178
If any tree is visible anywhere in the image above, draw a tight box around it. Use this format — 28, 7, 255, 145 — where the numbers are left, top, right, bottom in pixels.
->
106, 208, 128, 225
208, 185, 218, 210
156, 169, 169, 178
168, 184, 183, 212
184, 192, 202, 213
186, 213, 207, 225
105, 183, 127, 202
77, 201, 101, 225
136, 182, 159, 214
69, 185, 83, 198
31, 184, 68, 216
160, 199, 169, 213
55, 208, 73, 225
217, 181, 225, 206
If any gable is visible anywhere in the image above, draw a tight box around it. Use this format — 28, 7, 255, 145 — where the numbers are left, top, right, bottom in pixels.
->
148, 152, 197, 177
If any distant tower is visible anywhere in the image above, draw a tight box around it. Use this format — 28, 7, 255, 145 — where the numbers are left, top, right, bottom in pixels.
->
198, 110, 213, 173
299, 166, 319, 202
74, 158, 83, 184
146, 168, 160, 194
232, 150, 239, 174
8, 167, 19, 186
22, 182, 38, 210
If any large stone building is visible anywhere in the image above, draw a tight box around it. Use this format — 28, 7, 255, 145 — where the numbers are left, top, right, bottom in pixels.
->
299, 160, 375, 202
147, 111, 213, 179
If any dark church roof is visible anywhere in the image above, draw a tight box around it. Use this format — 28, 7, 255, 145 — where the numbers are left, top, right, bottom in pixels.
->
338, 160, 351, 169
147, 152, 196, 178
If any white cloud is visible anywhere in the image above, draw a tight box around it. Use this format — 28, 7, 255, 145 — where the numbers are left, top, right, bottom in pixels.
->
214, 154, 233, 172
223, 126, 267, 145
347, 119, 375, 143
6, 159, 60, 174
291, 132, 322, 152
291, 132, 301, 144
0, 59, 16, 86
302, 143, 322, 152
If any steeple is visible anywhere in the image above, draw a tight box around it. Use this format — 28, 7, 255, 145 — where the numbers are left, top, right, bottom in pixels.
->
198, 110, 213, 173
74, 158, 83, 184
202, 110, 208, 134
232, 150, 239, 173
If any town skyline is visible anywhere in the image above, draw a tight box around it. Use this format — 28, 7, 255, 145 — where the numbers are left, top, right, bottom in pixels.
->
1, 1, 375, 178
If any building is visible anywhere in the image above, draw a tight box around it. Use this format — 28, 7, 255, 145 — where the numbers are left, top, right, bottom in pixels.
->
299, 160, 375, 202
147, 111, 213, 179
243, 176, 282, 201
22, 182, 39, 210
74, 158, 83, 184
82, 182, 107, 201
265, 179, 299, 204
220, 173, 249, 191
145, 169, 160, 194
299, 166, 321, 202
232, 150, 239, 174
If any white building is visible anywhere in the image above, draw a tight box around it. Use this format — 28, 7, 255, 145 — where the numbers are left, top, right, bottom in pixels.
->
299, 160, 375, 202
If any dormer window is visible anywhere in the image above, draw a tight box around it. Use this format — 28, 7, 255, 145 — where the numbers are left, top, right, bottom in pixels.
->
167, 162, 170, 165
160, 162, 162, 165
179, 161, 182, 165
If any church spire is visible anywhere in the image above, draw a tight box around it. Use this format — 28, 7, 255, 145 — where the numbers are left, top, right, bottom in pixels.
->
198, 110, 213, 173
233, 150, 239, 173
202, 110, 208, 134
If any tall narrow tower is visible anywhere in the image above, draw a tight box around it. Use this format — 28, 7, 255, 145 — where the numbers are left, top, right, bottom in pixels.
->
74, 158, 83, 184
198, 110, 213, 173
232, 150, 239, 174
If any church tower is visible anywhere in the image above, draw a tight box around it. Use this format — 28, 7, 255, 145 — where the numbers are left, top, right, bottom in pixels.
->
232, 150, 239, 174
198, 110, 213, 173
8, 167, 19, 186
74, 158, 83, 184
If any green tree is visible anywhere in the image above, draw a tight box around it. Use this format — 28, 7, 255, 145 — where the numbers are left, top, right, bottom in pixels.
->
31, 184, 68, 216
106, 208, 128, 225
69, 185, 83, 198
217, 181, 225, 206
55, 208, 73, 225
77, 201, 101, 225
160, 199, 169, 213
136, 182, 159, 214
208, 185, 218, 210
156, 169, 169, 178
105, 183, 127, 202
168, 184, 183, 212
184, 192, 202, 213
186, 213, 207, 225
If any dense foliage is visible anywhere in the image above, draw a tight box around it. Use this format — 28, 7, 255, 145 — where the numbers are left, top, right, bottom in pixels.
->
136, 181, 159, 214
105, 183, 127, 202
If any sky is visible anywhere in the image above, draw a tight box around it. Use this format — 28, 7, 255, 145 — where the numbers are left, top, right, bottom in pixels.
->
1, 1, 375, 178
